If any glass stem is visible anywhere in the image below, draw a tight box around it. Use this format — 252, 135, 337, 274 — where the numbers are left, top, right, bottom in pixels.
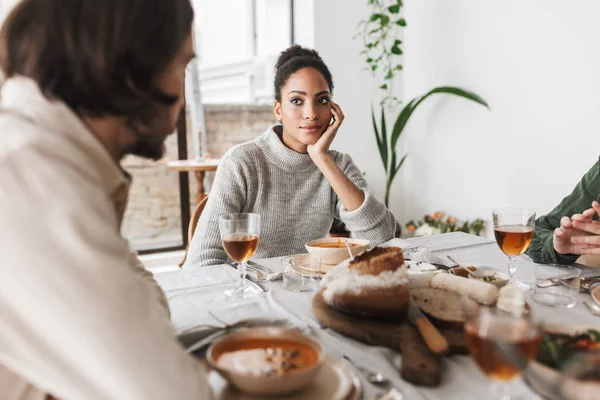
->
239, 261, 247, 289
507, 256, 517, 280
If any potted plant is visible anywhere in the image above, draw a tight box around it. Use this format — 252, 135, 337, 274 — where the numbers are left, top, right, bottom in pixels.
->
357, 0, 490, 208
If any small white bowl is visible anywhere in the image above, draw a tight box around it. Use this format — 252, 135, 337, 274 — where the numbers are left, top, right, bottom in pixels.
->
468, 266, 509, 288
305, 238, 369, 265
207, 326, 325, 396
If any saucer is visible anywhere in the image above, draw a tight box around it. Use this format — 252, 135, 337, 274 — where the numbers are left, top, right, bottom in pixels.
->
289, 254, 323, 277
208, 356, 361, 400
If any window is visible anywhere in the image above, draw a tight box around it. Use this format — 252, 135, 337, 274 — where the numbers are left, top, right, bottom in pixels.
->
192, 0, 292, 104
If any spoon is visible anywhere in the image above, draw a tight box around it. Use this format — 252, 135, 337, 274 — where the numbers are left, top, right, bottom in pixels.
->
342, 355, 389, 385
446, 255, 465, 268
256, 271, 282, 283
583, 301, 600, 316
344, 239, 355, 261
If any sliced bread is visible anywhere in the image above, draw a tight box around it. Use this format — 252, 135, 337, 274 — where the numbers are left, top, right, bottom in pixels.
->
411, 288, 464, 330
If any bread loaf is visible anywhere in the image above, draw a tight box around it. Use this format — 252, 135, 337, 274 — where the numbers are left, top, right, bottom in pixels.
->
321, 247, 409, 319
407, 271, 436, 289
430, 273, 499, 305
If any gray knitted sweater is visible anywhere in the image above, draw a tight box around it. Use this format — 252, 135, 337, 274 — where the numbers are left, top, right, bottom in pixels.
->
185, 125, 396, 267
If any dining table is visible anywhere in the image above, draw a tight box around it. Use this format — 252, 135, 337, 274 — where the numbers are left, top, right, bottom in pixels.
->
154, 232, 599, 399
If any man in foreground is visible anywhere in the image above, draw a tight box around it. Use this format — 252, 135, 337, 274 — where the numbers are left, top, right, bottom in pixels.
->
0, 0, 213, 398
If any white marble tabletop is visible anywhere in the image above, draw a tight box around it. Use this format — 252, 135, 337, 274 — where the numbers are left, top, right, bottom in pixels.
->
154, 232, 600, 400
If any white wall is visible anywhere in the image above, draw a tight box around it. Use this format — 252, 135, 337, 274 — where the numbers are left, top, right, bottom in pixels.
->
301, 0, 599, 236
401, 0, 599, 235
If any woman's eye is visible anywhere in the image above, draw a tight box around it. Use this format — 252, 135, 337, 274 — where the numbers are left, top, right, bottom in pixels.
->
318, 98, 331, 104
290, 98, 303, 105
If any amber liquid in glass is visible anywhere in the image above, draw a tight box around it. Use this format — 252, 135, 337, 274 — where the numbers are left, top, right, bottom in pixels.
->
494, 225, 534, 256
222, 234, 259, 262
465, 317, 542, 381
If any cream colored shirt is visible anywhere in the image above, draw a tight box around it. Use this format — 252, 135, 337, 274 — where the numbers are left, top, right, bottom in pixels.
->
0, 77, 213, 399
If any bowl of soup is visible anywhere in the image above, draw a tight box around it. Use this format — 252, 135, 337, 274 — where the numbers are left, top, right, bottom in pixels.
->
207, 326, 325, 396
305, 237, 370, 265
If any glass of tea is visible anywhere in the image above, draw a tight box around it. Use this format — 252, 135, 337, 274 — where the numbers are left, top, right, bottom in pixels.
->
463, 297, 542, 400
219, 213, 261, 298
492, 208, 536, 290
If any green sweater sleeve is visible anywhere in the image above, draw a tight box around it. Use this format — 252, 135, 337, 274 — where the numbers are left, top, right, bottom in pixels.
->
526, 157, 600, 264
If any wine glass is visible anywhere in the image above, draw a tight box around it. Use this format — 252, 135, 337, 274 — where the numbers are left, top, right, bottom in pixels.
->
219, 213, 261, 298
463, 297, 542, 400
492, 208, 536, 290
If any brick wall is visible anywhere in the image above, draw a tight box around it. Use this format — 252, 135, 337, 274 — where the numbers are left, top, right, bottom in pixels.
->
122, 104, 275, 250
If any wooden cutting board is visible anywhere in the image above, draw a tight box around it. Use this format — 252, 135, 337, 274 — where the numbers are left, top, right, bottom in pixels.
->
312, 290, 469, 387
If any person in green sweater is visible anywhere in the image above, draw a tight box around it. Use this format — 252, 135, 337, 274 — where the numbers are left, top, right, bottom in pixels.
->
527, 157, 600, 265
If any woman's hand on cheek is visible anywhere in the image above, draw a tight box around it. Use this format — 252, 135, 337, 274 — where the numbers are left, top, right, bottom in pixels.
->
307, 101, 345, 162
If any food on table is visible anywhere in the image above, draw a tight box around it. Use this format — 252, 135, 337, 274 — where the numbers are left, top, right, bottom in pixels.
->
536, 329, 600, 381
411, 288, 464, 328
216, 339, 319, 377
305, 238, 370, 266
406, 260, 438, 272
321, 247, 409, 318
449, 266, 477, 278
310, 238, 360, 248
408, 271, 437, 289
467, 266, 509, 289
496, 284, 526, 314
431, 273, 499, 305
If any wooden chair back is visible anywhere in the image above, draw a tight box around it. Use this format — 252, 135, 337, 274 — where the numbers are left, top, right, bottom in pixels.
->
179, 196, 208, 267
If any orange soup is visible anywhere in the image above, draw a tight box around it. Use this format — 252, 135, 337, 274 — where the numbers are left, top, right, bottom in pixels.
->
216, 339, 319, 377
312, 239, 359, 249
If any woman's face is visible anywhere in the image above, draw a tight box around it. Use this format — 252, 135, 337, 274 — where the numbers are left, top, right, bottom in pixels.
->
274, 67, 332, 152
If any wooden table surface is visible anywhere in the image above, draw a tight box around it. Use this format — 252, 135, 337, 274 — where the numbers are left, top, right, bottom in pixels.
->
167, 158, 220, 203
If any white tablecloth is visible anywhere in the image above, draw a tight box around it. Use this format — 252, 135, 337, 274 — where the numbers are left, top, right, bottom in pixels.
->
154, 232, 599, 399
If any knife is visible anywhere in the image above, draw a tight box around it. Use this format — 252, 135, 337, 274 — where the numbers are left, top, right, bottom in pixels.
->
407, 300, 449, 355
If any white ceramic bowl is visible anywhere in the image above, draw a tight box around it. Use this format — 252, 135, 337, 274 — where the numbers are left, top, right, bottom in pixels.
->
207, 326, 325, 396
305, 238, 369, 265
467, 266, 509, 288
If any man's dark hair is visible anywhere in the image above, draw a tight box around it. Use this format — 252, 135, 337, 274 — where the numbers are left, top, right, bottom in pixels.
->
0, 0, 193, 128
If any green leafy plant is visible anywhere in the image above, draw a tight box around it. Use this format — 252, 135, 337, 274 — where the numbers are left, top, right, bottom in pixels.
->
373, 87, 490, 207
357, 1, 490, 217
356, 0, 405, 108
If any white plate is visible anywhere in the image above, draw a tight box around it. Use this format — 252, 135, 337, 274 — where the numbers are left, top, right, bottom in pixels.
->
208, 356, 361, 400
526, 324, 600, 400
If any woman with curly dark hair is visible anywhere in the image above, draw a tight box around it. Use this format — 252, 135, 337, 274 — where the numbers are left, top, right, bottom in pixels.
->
187, 44, 396, 267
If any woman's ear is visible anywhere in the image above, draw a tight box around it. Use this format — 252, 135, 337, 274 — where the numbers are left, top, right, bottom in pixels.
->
273, 100, 282, 122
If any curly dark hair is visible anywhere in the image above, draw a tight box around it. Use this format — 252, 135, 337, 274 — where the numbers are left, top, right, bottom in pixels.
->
273, 44, 334, 102
0, 0, 193, 129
